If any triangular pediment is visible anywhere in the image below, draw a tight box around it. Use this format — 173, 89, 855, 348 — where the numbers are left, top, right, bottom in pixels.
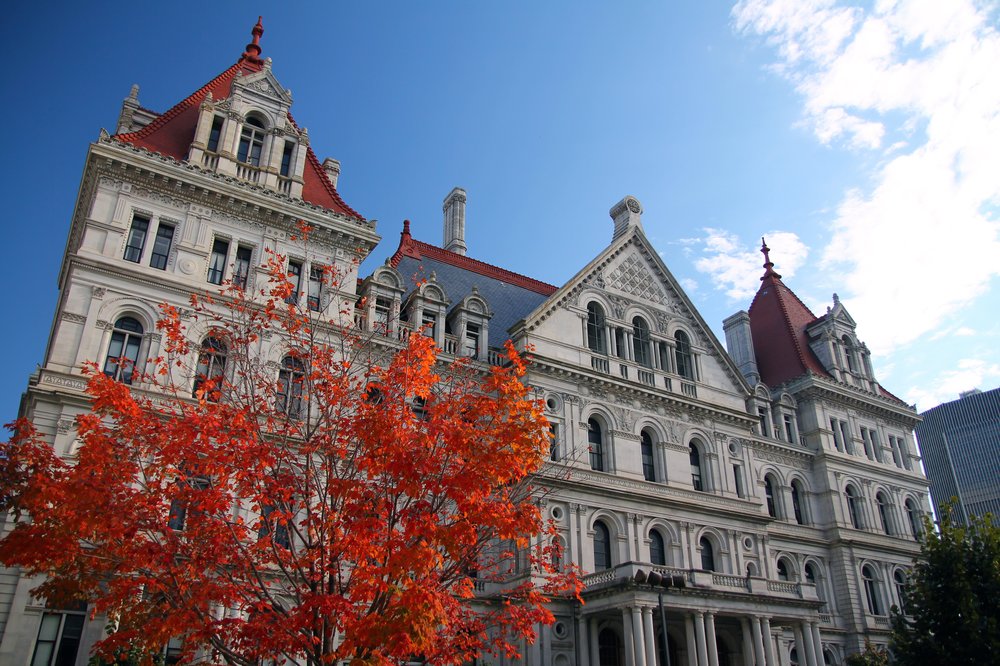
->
231, 67, 293, 105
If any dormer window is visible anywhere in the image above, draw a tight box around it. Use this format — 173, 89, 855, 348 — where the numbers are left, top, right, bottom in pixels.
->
238, 116, 266, 166
280, 141, 295, 177
206, 116, 224, 153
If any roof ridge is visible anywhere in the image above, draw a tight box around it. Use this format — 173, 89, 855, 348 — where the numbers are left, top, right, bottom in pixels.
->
389, 229, 557, 296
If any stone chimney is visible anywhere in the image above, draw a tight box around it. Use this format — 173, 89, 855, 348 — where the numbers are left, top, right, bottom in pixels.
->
443, 187, 467, 255
610, 195, 644, 240
723, 310, 760, 386
322, 158, 341, 188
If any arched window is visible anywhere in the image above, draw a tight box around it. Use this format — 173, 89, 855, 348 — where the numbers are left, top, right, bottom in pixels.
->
791, 479, 806, 525
791, 648, 799, 666
649, 530, 666, 566
193, 336, 227, 400
588, 418, 605, 472
862, 564, 882, 615
776, 558, 791, 581
905, 499, 922, 539
593, 521, 612, 571
845, 484, 863, 529
586, 302, 606, 353
640, 430, 656, 482
765, 474, 779, 518
238, 116, 266, 166
805, 561, 825, 604
893, 569, 908, 613
104, 316, 144, 384
699, 536, 716, 572
842, 335, 857, 373
277, 356, 306, 419
633, 316, 651, 367
875, 491, 892, 535
674, 330, 693, 379
689, 441, 704, 491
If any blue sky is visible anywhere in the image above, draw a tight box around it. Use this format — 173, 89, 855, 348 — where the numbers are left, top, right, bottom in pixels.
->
2, 1, 998, 421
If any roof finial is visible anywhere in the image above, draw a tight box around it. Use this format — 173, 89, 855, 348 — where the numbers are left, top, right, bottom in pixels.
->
760, 236, 781, 281
243, 16, 264, 62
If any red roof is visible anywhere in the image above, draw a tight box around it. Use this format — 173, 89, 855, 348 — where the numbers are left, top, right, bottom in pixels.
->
747, 244, 830, 386
389, 221, 558, 296
112, 25, 361, 220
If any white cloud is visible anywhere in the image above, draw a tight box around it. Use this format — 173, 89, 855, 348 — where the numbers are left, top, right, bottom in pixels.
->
691, 228, 809, 300
733, 0, 1000, 356
905, 358, 1000, 409
680, 277, 699, 293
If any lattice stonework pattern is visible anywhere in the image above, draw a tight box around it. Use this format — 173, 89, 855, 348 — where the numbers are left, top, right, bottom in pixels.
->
607, 255, 665, 304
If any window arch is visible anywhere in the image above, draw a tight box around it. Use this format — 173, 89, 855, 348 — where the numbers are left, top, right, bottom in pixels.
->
893, 569, 908, 613
862, 564, 882, 615
764, 473, 779, 518
586, 302, 607, 353
776, 557, 792, 581
632, 316, 651, 367
649, 530, 666, 566
277, 355, 306, 419
593, 520, 613, 571
193, 336, 227, 400
588, 418, 606, 472
842, 335, 857, 373
905, 498, 922, 539
791, 479, 806, 525
699, 536, 716, 572
104, 316, 144, 384
689, 439, 705, 491
845, 484, 864, 529
238, 115, 266, 166
640, 430, 656, 482
804, 561, 826, 605
674, 330, 693, 379
875, 491, 893, 535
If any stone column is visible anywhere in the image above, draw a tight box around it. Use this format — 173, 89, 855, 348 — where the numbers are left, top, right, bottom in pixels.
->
542, 624, 551, 666
810, 623, 824, 666
751, 617, 766, 666
623, 608, 637, 666
642, 607, 657, 666
631, 607, 647, 666
706, 612, 719, 666
740, 617, 754, 666
686, 614, 698, 666
590, 618, 601, 666
762, 617, 776, 666
577, 615, 590, 666
694, 612, 709, 666
798, 622, 816, 666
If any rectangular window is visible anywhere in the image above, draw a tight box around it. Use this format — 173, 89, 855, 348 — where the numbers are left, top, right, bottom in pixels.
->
167, 476, 210, 531
149, 223, 174, 270
614, 327, 626, 359
870, 429, 884, 462
233, 245, 252, 289
733, 465, 745, 498
758, 407, 770, 438
831, 418, 843, 451
280, 141, 295, 177
124, 215, 149, 263
422, 311, 437, 339
307, 266, 323, 311
549, 423, 559, 461
373, 297, 391, 334
206, 115, 224, 152
207, 238, 230, 285
286, 260, 302, 305
840, 420, 853, 454
31, 612, 85, 666
861, 427, 874, 460
784, 414, 796, 444
464, 323, 480, 358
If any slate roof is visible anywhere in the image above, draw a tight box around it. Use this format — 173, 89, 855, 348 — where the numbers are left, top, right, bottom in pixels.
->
389, 222, 557, 349
111, 19, 362, 220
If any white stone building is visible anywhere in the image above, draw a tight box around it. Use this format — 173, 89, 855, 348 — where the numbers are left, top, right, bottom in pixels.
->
1, 20, 929, 666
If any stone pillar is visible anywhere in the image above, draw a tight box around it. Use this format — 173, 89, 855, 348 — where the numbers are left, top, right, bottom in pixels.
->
695, 612, 709, 666
810, 623, 824, 666
624, 608, 637, 666
530, 622, 542, 664
706, 612, 719, 666
577, 615, 590, 666
642, 607, 657, 666
542, 624, 552, 666
762, 617, 776, 666
631, 607, 647, 666
686, 614, 698, 666
795, 622, 816, 666
740, 618, 754, 666
590, 618, 601, 666
751, 617, 766, 666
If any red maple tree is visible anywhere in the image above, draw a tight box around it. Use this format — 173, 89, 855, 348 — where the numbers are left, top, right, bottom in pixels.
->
1, 232, 579, 665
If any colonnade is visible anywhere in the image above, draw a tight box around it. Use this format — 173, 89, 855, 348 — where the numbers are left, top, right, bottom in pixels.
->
572, 609, 825, 666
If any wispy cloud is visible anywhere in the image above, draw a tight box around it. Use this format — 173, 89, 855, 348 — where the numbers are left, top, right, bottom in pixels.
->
733, 0, 1000, 356
691, 228, 808, 300
906, 358, 1000, 409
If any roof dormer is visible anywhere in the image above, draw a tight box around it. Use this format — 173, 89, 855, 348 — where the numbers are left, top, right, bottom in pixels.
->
806, 294, 877, 389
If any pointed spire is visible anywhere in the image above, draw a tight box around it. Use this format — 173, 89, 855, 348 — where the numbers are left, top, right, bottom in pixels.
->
243, 16, 264, 62
760, 236, 782, 281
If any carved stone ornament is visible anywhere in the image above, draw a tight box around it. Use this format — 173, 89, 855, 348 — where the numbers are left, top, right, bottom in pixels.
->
607, 255, 666, 304
626, 198, 641, 214
179, 258, 197, 276
57, 418, 75, 435
92, 286, 107, 300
